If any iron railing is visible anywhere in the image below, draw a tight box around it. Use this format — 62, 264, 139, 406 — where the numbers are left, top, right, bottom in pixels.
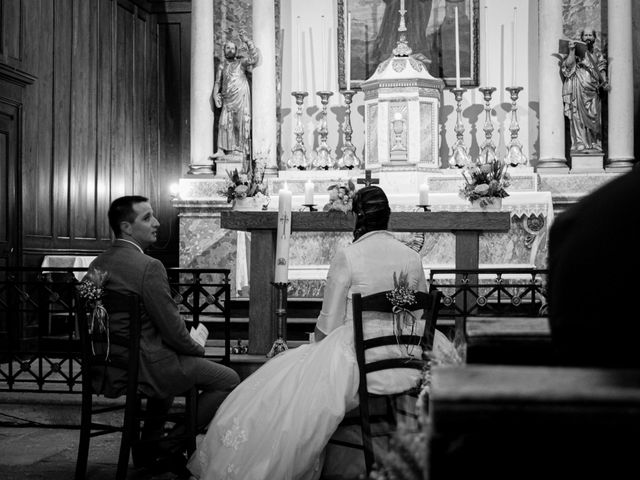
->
0, 266, 230, 393
429, 268, 548, 318
429, 268, 548, 343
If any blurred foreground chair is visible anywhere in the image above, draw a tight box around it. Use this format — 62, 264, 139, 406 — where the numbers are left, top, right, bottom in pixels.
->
74, 290, 197, 480
329, 289, 442, 475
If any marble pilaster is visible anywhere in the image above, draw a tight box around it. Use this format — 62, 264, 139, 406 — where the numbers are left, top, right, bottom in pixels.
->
188, 0, 215, 174
607, 0, 635, 171
536, 0, 568, 173
252, 0, 278, 175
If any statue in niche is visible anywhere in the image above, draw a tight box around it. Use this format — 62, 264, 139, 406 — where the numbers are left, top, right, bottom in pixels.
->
213, 30, 259, 173
560, 29, 610, 153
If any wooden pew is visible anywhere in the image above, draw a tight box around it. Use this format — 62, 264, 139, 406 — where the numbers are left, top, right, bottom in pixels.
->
427, 365, 640, 479
465, 316, 554, 365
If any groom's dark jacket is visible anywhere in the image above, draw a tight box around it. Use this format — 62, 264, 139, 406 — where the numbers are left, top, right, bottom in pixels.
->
89, 240, 204, 398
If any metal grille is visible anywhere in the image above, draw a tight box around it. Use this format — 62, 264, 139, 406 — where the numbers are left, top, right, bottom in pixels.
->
0, 266, 230, 393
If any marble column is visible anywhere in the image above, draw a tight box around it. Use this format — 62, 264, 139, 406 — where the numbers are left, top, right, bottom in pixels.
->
252, 0, 279, 176
536, 0, 568, 173
606, 0, 635, 171
188, 0, 215, 175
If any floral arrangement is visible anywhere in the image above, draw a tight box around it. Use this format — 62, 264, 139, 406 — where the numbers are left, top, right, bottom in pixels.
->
219, 153, 269, 204
459, 155, 511, 207
387, 271, 419, 356
386, 271, 417, 309
77, 267, 110, 358
322, 179, 356, 213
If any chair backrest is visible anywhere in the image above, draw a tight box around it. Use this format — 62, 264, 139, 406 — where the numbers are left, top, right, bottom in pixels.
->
351, 289, 442, 392
77, 290, 142, 397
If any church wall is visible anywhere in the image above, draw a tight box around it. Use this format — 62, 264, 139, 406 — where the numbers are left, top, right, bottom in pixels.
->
1, 0, 189, 266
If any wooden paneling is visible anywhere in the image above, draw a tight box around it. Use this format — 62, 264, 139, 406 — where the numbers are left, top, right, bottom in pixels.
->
0, 96, 19, 268
5, 0, 191, 266
0, 0, 24, 63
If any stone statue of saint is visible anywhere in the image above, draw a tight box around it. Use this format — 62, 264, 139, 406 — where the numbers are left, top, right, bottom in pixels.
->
560, 29, 610, 153
213, 30, 259, 173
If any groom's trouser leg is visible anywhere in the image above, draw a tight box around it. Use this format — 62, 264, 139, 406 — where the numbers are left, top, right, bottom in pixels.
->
162, 357, 240, 452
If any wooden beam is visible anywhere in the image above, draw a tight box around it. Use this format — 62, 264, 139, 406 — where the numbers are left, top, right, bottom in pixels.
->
221, 211, 511, 232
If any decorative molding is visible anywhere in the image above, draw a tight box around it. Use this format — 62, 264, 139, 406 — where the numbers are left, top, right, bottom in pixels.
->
0, 64, 36, 86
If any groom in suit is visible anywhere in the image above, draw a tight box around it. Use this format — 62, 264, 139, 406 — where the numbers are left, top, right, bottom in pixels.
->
90, 195, 240, 473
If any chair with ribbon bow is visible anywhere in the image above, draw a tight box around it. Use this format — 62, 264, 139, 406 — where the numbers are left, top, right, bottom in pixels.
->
75, 290, 197, 480
329, 288, 442, 475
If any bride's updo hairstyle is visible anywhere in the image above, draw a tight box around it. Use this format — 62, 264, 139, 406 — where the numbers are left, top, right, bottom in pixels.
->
352, 185, 391, 241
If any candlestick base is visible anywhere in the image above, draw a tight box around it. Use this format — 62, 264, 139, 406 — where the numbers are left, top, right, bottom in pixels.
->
266, 337, 288, 358
300, 204, 318, 212
267, 282, 290, 359
416, 205, 431, 212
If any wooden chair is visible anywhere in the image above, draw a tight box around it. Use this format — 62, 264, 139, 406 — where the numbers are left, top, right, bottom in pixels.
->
332, 289, 442, 474
74, 290, 197, 480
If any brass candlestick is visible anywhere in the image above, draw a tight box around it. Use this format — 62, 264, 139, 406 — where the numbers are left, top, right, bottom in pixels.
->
313, 90, 335, 169
478, 86, 497, 164
338, 90, 361, 169
288, 91, 309, 170
505, 86, 527, 167
448, 87, 472, 168
266, 282, 290, 358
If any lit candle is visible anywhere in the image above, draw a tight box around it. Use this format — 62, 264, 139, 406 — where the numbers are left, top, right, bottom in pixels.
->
454, 6, 461, 89
346, 11, 352, 90
274, 184, 293, 283
484, 5, 489, 86
304, 180, 315, 205
512, 7, 517, 86
419, 182, 430, 206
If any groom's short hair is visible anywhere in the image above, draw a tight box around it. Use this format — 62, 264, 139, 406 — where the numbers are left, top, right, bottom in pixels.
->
108, 195, 149, 236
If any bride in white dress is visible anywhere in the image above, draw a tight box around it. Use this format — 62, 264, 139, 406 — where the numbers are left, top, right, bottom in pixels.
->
187, 186, 455, 480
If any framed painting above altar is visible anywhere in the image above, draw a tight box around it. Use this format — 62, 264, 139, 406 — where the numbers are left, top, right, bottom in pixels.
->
337, 0, 479, 90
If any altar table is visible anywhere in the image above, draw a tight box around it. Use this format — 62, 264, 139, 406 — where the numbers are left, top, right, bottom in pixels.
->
221, 211, 510, 354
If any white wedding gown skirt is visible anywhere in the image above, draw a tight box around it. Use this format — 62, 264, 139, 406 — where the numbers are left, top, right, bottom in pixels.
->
187, 324, 452, 480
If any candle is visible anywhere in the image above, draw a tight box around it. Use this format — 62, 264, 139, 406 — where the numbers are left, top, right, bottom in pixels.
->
512, 7, 517, 86
419, 182, 430, 206
454, 6, 461, 89
297, 17, 303, 91
304, 180, 315, 205
321, 15, 328, 91
346, 11, 352, 90
400, 0, 405, 13
274, 184, 293, 283
484, 5, 489, 86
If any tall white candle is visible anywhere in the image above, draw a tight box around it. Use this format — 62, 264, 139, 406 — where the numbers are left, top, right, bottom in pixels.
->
419, 182, 430, 206
512, 7, 517, 86
274, 184, 293, 283
297, 17, 303, 91
346, 11, 352, 90
400, 0, 405, 13
454, 6, 461, 89
321, 15, 328, 91
304, 180, 315, 205
484, 5, 489, 86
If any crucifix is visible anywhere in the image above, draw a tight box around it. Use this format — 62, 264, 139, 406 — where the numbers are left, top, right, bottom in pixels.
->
278, 212, 290, 239
357, 169, 380, 188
